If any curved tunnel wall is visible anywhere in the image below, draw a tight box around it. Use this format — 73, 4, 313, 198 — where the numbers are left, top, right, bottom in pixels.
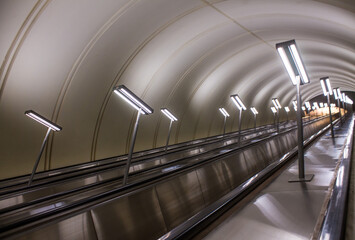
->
0, 0, 354, 179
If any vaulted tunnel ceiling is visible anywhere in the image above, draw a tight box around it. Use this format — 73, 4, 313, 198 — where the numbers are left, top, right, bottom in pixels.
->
0, 0, 354, 179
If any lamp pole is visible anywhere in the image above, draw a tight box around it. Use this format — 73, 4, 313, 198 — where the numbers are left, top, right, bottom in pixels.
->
25, 110, 62, 187
275, 39, 313, 182
28, 128, 52, 187
123, 109, 141, 185
296, 79, 305, 179
327, 94, 334, 138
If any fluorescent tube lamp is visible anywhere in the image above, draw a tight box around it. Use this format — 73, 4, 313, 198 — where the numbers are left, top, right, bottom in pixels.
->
333, 88, 339, 99
320, 102, 324, 108
271, 107, 277, 113
25, 110, 62, 131
113, 85, 153, 115
324, 103, 328, 108
313, 102, 319, 109
25, 110, 62, 187
293, 100, 297, 109
320, 77, 332, 96
305, 101, 311, 109
302, 106, 306, 111
276, 40, 309, 85
161, 108, 177, 121
230, 94, 247, 110
330, 103, 336, 107
219, 108, 230, 117
285, 106, 290, 112
342, 93, 346, 102
337, 89, 343, 101
250, 107, 258, 115
272, 98, 282, 109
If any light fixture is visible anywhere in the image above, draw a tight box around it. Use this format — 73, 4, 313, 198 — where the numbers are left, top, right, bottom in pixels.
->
276, 40, 310, 85
320, 77, 334, 138
272, 98, 282, 109
302, 106, 306, 111
219, 107, 230, 117
320, 77, 332, 96
161, 108, 177, 152
292, 100, 297, 109
25, 110, 62, 186
219, 107, 230, 136
320, 102, 324, 108
276, 40, 312, 182
338, 89, 343, 101
113, 85, 153, 115
250, 107, 258, 131
113, 85, 154, 185
25, 110, 62, 132
305, 101, 311, 110
161, 108, 177, 122
250, 107, 258, 115
230, 94, 247, 111
230, 94, 247, 144
333, 88, 338, 99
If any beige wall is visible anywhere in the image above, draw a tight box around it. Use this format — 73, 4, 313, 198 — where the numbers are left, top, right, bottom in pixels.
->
0, 0, 354, 179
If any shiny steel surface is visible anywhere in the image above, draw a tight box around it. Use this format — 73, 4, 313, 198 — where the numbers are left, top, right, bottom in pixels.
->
0, 117, 331, 239
319, 116, 354, 240
203, 118, 351, 240
12, 212, 97, 240
155, 171, 205, 230
0, 123, 288, 214
90, 188, 167, 240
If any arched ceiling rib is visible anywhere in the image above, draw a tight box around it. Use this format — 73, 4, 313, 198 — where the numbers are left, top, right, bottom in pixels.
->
0, 0, 354, 179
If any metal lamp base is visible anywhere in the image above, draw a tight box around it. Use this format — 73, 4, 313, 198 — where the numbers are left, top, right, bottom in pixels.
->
288, 174, 314, 183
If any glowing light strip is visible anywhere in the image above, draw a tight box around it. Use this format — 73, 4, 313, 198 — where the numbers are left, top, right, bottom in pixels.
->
25, 110, 62, 131
337, 89, 342, 101
320, 79, 327, 96
161, 108, 177, 121
284, 106, 290, 112
325, 78, 332, 95
271, 107, 277, 113
333, 89, 338, 99
277, 47, 297, 85
113, 85, 153, 114
290, 44, 309, 83
219, 108, 230, 117
320, 102, 324, 107
230, 94, 246, 110
305, 101, 311, 109
250, 107, 258, 115
293, 100, 297, 109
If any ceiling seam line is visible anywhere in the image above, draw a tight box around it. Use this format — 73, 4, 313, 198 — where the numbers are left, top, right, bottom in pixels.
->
201, 0, 273, 49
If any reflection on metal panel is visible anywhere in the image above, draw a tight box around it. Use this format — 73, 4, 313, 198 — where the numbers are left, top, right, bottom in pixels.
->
221, 152, 249, 189
13, 212, 97, 240
91, 188, 166, 240
155, 171, 205, 230
196, 161, 231, 205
